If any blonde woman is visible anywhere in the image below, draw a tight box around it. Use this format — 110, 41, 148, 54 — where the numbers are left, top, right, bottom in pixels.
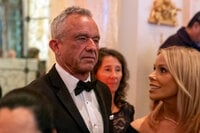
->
129, 46, 200, 133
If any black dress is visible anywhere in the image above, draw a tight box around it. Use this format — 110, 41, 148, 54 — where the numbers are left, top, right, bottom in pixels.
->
126, 125, 139, 133
111, 102, 134, 133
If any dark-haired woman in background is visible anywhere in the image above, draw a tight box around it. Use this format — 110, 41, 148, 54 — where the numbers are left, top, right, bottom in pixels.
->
93, 47, 135, 133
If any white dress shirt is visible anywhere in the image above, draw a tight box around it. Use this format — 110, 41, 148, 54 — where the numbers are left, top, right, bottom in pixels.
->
55, 63, 103, 133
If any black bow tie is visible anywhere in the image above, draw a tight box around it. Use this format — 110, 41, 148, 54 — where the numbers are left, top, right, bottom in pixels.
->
74, 80, 96, 96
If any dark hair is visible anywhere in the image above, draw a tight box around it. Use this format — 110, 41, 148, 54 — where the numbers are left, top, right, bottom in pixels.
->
27, 47, 40, 58
93, 47, 130, 108
0, 88, 55, 133
187, 11, 200, 27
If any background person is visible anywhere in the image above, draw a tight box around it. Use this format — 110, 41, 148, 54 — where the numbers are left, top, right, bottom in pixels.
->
27, 47, 40, 59
0, 88, 56, 133
27, 47, 46, 78
0, 49, 3, 57
23, 6, 112, 133
129, 46, 200, 133
159, 11, 200, 51
0, 85, 2, 98
6, 49, 16, 58
93, 47, 135, 133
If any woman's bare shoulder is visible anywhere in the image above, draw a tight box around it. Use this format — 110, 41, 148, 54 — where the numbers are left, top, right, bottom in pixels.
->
130, 115, 148, 131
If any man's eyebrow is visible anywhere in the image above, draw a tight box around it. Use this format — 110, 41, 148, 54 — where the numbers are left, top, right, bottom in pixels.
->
75, 33, 100, 39
75, 33, 89, 36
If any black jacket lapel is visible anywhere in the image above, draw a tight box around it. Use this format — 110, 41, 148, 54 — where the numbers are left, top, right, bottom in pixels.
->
93, 80, 111, 133
49, 66, 90, 133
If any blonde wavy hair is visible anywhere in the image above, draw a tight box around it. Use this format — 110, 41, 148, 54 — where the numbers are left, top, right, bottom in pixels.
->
150, 46, 200, 132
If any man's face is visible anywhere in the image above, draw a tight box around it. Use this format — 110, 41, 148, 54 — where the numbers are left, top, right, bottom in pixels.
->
192, 22, 200, 43
196, 22, 200, 43
52, 14, 100, 77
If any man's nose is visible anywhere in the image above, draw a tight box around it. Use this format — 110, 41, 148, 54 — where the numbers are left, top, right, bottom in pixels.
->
85, 38, 97, 50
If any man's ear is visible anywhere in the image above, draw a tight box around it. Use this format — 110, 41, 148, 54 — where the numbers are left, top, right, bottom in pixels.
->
49, 39, 60, 55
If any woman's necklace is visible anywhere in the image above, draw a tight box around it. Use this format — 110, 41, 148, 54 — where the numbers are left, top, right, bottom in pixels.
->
163, 115, 178, 125
162, 105, 179, 125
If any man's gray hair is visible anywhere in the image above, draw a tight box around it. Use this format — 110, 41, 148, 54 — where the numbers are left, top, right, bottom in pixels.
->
51, 6, 93, 39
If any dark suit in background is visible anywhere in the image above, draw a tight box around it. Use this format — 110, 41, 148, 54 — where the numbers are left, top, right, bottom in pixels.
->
159, 27, 200, 51
159, 11, 200, 51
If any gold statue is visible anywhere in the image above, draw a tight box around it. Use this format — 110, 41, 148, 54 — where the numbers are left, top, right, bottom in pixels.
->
148, 0, 181, 26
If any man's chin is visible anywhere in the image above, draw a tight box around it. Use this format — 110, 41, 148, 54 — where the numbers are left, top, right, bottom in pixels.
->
80, 64, 94, 72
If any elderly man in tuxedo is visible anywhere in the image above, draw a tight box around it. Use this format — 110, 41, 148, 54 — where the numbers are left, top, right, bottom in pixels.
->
24, 6, 112, 133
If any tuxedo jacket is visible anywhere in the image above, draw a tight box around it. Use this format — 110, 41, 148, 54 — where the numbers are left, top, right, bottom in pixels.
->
24, 65, 112, 133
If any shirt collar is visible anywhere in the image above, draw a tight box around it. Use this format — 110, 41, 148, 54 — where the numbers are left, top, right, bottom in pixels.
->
55, 63, 91, 93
